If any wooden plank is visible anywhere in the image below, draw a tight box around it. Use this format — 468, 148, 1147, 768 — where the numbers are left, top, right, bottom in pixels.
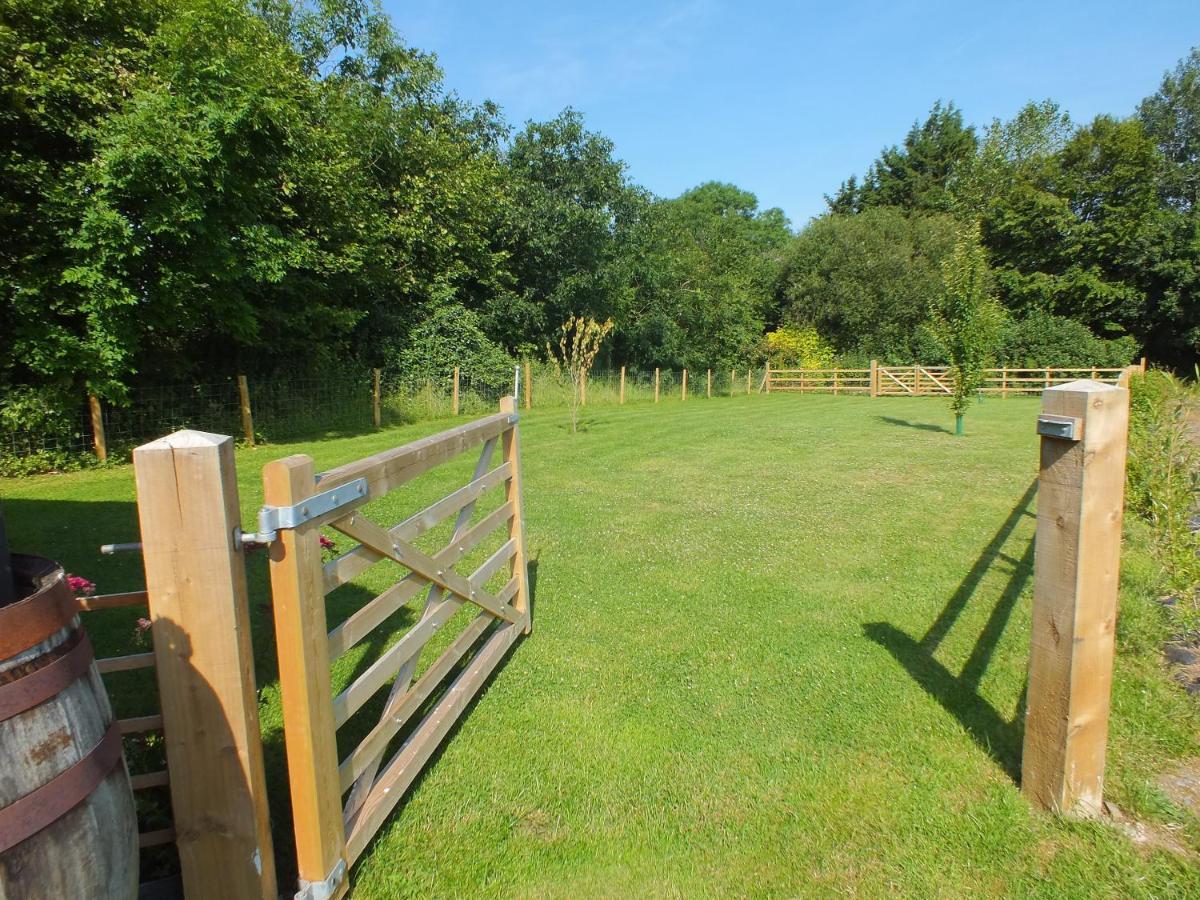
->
344, 620, 522, 864
262, 454, 347, 893
314, 412, 511, 502
133, 430, 277, 899
1022, 381, 1129, 817
78, 590, 148, 612
499, 396, 532, 634
330, 541, 514, 729
139, 829, 177, 849
327, 501, 514, 658
332, 515, 521, 625
118, 715, 163, 735
338, 609, 498, 793
96, 652, 156, 674
237, 376, 255, 446
342, 436, 499, 821
130, 771, 170, 791
89, 394, 107, 462
322, 462, 511, 592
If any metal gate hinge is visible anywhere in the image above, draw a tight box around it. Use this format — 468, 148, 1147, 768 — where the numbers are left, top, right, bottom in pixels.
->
295, 859, 346, 900
240, 478, 368, 546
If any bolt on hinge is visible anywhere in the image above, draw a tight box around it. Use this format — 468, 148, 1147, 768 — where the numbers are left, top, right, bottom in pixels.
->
239, 477, 369, 546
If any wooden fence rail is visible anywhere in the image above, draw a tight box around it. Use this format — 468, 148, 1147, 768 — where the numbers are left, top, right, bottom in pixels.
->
265, 397, 531, 898
768, 363, 1143, 397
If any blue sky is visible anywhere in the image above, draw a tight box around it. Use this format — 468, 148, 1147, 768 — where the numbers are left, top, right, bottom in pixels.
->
381, 0, 1199, 229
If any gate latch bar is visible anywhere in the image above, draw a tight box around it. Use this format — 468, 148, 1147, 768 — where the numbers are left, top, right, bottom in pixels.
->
294, 859, 346, 900
1036, 414, 1083, 441
241, 478, 368, 545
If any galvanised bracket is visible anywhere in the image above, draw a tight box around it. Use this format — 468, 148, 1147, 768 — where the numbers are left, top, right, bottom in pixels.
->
294, 859, 346, 900
240, 477, 368, 546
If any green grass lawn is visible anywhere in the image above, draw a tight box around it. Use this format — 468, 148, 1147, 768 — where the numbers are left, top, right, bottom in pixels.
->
3, 393, 1198, 896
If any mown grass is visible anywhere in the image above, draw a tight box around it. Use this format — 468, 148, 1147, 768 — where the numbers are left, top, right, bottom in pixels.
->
3, 393, 1198, 896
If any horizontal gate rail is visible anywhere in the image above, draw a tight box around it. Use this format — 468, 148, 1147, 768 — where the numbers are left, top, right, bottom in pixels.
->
765, 363, 1141, 397
266, 397, 531, 899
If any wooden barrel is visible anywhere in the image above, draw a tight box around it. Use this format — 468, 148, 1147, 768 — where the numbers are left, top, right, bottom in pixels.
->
0, 555, 138, 899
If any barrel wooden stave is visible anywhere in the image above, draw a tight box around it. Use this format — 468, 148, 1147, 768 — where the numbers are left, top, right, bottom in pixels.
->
0, 558, 138, 900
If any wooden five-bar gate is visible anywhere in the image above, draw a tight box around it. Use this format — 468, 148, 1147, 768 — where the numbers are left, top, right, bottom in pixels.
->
108, 397, 530, 899
264, 395, 531, 898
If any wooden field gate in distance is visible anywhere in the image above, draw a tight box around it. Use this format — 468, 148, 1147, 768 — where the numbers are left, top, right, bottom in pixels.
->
264, 395, 531, 899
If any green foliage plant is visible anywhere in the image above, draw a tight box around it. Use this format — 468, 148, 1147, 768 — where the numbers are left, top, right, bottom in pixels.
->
764, 326, 835, 369
927, 224, 1004, 435
547, 315, 613, 433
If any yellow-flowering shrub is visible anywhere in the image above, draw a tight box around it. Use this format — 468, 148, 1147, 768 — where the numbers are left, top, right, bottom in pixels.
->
764, 326, 835, 369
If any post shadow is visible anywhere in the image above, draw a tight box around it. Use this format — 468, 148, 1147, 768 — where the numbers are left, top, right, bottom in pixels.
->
876, 415, 952, 434
864, 480, 1037, 782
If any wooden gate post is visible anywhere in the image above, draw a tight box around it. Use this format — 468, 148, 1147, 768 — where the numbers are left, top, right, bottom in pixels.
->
263, 455, 348, 898
870, 360, 878, 398
133, 431, 276, 899
1022, 380, 1129, 817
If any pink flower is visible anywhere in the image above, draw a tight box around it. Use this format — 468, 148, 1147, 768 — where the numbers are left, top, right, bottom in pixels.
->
135, 617, 152, 633
66, 574, 96, 597
319, 535, 335, 551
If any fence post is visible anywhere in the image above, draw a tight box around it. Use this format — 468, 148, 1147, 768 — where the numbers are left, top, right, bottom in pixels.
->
524, 361, 532, 410
235, 375, 255, 447
1022, 380, 1129, 817
1002, 367, 1009, 399
372, 369, 382, 428
263, 455, 348, 898
654, 368, 660, 403
746, 369, 751, 395
1139, 356, 1147, 373
765, 362, 771, 393
914, 366, 922, 396
88, 393, 108, 462
452, 366, 460, 416
1044, 367, 1051, 389
833, 368, 840, 395
707, 369, 712, 398
619, 366, 625, 404
681, 368, 688, 401
133, 431, 277, 899
869, 360, 878, 398
730, 369, 735, 398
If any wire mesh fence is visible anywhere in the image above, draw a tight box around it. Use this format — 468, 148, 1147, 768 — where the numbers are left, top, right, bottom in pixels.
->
2, 365, 768, 472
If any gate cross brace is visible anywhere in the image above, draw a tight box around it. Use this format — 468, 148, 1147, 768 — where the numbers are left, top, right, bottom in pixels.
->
333, 513, 521, 625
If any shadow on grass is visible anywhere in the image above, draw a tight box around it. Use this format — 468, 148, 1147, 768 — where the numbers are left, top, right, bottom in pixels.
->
877, 415, 952, 434
864, 480, 1036, 782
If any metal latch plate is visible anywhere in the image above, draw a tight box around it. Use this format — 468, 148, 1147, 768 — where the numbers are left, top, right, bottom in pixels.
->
1037, 414, 1083, 441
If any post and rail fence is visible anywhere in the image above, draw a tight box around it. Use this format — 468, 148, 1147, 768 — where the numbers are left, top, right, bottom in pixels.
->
3, 359, 1146, 469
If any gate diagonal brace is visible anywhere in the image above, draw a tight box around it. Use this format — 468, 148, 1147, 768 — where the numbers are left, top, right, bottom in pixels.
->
241, 478, 369, 546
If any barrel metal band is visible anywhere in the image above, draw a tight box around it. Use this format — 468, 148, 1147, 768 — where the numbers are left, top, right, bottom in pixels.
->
0, 632, 94, 722
0, 721, 124, 853
0, 581, 79, 660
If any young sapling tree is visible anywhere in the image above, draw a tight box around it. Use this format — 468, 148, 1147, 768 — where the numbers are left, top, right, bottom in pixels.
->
548, 316, 614, 433
928, 224, 1003, 435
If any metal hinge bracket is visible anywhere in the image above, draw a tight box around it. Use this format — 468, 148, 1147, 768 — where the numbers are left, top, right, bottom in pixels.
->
241, 478, 368, 545
294, 859, 346, 900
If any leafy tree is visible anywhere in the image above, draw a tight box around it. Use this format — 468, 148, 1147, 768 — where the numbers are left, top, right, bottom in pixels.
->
623, 182, 790, 370
832, 102, 977, 214
997, 310, 1137, 368
776, 207, 958, 361
764, 326, 834, 369
928, 224, 1003, 435
395, 304, 515, 393
1140, 47, 1200, 211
